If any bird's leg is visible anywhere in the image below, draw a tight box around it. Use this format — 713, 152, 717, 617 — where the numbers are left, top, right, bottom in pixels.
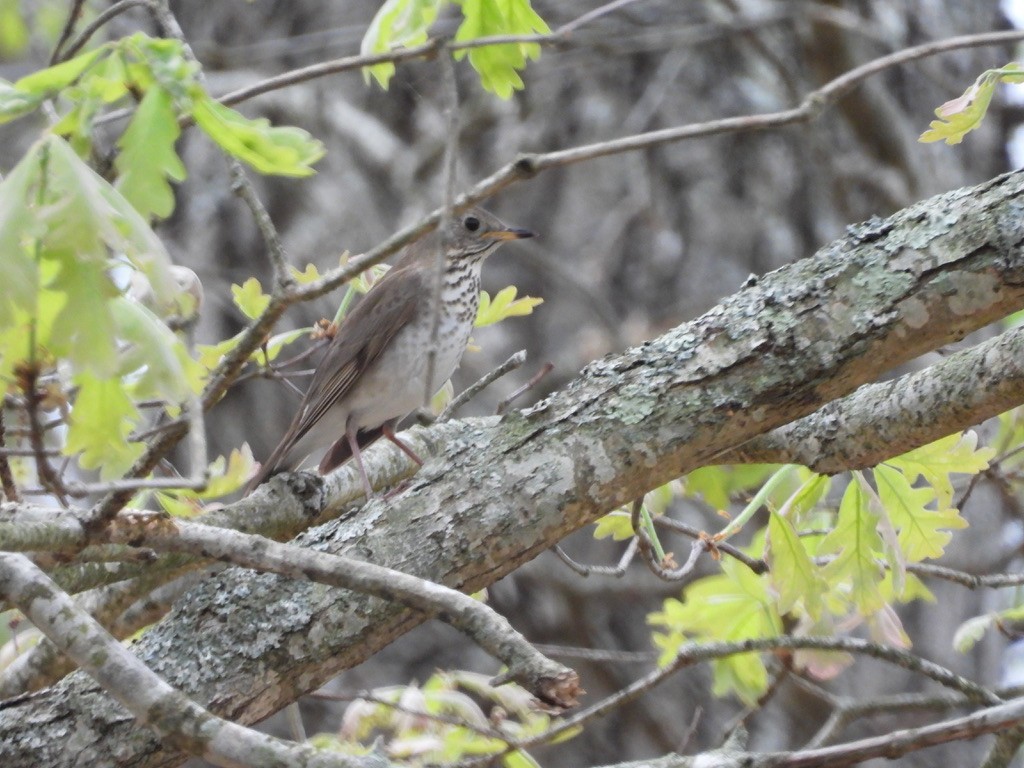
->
346, 420, 376, 500
381, 419, 424, 466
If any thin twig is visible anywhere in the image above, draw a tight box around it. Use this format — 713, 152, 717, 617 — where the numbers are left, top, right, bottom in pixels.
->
653, 516, 768, 574
532, 642, 657, 664
217, 39, 445, 108
49, 0, 88, 64
22, 368, 67, 507
496, 362, 554, 415
464, 635, 1001, 766
437, 350, 527, 423
552, 537, 639, 577
0, 410, 20, 501
60, 0, 153, 62
558, 0, 647, 36
423, 53, 461, 409
229, 166, 294, 292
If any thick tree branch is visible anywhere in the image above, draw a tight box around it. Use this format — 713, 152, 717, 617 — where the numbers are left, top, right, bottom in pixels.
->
727, 324, 1024, 472
0, 552, 390, 768
108, 515, 580, 708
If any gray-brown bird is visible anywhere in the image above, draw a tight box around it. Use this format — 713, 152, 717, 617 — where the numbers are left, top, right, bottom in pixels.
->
245, 208, 533, 497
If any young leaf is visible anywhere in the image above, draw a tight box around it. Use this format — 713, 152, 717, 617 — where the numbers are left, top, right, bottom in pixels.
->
0, 144, 43, 325
64, 372, 145, 480
12, 44, 107, 98
289, 262, 323, 284
920, 64, 1024, 145
873, 464, 967, 562
360, 0, 442, 89
682, 464, 778, 511
453, 0, 550, 99
886, 431, 994, 508
952, 605, 1024, 653
42, 135, 177, 305
766, 510, 826, 619
156, 491, 203, 518
0, 79, 44, 123
818, 480, 886, 614
231, 277, 271, 320
46, 255, 120, 376
122, 33, 199, 102
592, 510, 634, 541
475, 286, 542, 327
115, 87, 187, 220
112, 298, 205, 402
191, 94, 325, 177
649, 559, 781, 703
196, 445, 257, 499
0, 0, 28, 57
158, 445, 258, 508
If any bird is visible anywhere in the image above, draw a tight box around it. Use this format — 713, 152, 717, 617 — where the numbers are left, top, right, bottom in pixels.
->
245, 207, 534, 497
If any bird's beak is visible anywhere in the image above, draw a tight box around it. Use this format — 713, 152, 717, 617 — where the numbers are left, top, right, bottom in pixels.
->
483, 226, 535, 241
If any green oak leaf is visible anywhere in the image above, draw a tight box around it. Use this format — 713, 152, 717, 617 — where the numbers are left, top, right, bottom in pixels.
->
886, 431, 994, 508
115, 86, 187, 220
873, 463, 967, 562
453, 0, 549, 99
191, 94, 325, 177
766, 510, 826, 619
231, 277, 271, 320
64, 372, 144, 480
360, 0, 441, 89
818, 480, 886, 614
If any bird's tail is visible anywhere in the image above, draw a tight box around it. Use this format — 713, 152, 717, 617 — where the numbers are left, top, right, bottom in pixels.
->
244, 424, 386, 496
243, 424, 301, 496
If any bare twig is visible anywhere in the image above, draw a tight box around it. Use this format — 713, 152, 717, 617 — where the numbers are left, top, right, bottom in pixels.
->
466, 635, 1001, 766
217, 39, 445, 108
229, 165, 294, 292
558, 0, 647, 36
49, 0, 88, 64
805, 689, 975, 749
59, 0, 153, 62
496, 362, 554, 415
653, 516, 768, 574
423, 53, 461, 411
21, 367, 67, 507
437, 350, 527, 423
532, 642, 657, 664
0, 409, 20, 502
552, 536, 639, 577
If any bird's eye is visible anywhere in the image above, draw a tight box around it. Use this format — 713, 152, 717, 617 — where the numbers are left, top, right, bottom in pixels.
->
464, 216, 480, 232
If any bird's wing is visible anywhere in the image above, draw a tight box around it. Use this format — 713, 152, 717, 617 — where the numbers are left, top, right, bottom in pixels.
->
246, 265, 424, 493
290, 263, 423, 442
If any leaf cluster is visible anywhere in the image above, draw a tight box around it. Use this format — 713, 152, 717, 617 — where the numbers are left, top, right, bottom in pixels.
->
314, 671, 571, 766
919, 62, 1024, 145
616, 433, 997, 703
361, 0, 550, 98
